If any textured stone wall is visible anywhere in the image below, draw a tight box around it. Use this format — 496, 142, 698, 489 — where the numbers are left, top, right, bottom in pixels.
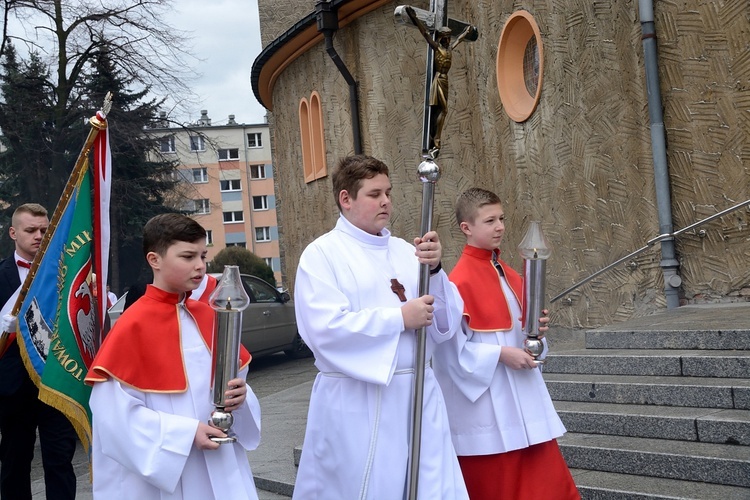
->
261, 0, 750, 328
257, 0, 316, 46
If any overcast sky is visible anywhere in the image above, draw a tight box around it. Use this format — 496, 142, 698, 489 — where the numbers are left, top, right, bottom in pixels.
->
168, 0, 268, 126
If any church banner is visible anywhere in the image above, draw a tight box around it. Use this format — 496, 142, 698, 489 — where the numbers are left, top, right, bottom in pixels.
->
13, 103, 112, 456
16, 164, 96, 452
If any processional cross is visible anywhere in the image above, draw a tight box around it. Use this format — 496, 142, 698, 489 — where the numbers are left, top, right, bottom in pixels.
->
395, 2, 477, 499
395, 2, 477, 157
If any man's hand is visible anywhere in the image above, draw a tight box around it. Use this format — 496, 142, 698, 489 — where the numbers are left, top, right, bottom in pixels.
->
1, 314, 17, 334
194, 421, 225, 450
223, 378, 247, 412
401, 295, 434, 330
414, 230, 442, 270
499, 346, 538, 370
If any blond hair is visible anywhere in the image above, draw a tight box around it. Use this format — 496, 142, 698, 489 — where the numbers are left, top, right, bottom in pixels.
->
455, 188, 502, 225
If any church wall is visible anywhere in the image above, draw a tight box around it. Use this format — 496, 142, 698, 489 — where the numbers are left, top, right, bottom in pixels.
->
257, 0, 316, 46
262, 0, 750, 328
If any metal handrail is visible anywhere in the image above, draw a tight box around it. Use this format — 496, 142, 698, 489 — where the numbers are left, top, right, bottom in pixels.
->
550, 199, 750, 303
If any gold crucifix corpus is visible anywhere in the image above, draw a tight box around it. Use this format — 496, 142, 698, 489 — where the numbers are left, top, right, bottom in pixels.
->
396, 3, 477, 158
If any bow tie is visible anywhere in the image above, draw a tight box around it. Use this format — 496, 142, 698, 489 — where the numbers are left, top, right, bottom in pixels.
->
16, 260, 31, 269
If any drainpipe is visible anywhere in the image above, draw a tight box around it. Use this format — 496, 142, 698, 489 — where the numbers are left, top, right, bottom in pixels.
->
638, 0, 681, 309
315, 0, 363, 154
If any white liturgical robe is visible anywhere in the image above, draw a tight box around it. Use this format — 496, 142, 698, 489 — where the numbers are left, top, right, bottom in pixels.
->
89, 302, 261, 499
292, 216, 468, 500
433, 275, 566, 456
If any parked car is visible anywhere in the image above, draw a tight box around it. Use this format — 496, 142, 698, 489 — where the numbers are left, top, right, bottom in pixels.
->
107, 274, 312, 359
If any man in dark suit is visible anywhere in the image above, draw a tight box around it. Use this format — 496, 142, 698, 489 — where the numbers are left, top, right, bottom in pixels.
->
0, 203, 77, 500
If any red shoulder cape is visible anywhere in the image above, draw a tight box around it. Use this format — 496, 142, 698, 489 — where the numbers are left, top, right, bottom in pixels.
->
449, 245, 524, 331
85, 285, 251, 392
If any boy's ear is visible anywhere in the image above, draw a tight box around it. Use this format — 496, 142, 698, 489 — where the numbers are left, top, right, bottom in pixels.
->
338, 189, 352, 211
146, 251, 161, 270
459, 221, 471, 236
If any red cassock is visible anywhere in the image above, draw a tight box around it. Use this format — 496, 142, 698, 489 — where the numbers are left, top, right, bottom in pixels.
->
459, 441, 579, 500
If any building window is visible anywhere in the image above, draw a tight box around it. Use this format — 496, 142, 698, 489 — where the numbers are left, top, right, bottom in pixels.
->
193, 199, 210, 214
250, 164, 266, 179
263, 257, 273, 268
247, 133, 262, 148
255, 226, 271, 242
252, 195, 268, 211
496, 11, 544, 123
300, 91, 327, 183
206, 230, 213, 246
192, 167, 208, 183
523, 36, 540, 97
227, 242, 247, 249
218, 148, 239, 161
220, 179, 241, 191
190, 135, 206, 152
160, 136, 176, 153
223, 211, 244, 223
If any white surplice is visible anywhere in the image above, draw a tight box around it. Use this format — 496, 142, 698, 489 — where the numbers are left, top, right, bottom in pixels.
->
89, 302, 261, 499
433, 275, 566, 456
292, 216, 468, 500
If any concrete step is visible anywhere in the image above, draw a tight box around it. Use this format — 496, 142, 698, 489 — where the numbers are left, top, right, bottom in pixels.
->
545, 349, 750, 378
584, 330, 750, 351
559, 433, 750, 487
253, 476, 294, 498
544, 372, 750, 409
555, 401, 750, 445
571, 468, 750, 499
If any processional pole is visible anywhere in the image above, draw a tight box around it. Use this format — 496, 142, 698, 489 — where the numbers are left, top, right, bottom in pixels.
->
395, 2, 477, 498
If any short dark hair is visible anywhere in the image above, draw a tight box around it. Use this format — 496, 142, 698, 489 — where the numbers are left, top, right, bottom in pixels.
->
11, 203, 47, 226
455, 188, 502, 225
142, 213, 206, 257
331, 155, 390, 211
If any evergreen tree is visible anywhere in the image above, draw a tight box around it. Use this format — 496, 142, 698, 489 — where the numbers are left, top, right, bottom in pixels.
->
0, 43, 86, 248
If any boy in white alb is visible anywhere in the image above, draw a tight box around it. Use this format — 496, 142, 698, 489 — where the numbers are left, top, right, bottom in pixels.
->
434, 188, 579, 499
292, 155, 468, 499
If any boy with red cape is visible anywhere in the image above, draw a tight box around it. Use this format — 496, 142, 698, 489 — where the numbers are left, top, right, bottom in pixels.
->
433, 188, 579, 499
85, 213, 261, 499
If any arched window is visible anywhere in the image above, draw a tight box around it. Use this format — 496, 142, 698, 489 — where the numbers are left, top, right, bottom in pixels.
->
299, 91, 327, 183
299, 98, 314, 182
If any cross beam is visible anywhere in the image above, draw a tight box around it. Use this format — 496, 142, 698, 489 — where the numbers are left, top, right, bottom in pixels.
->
395, 6, 478, 43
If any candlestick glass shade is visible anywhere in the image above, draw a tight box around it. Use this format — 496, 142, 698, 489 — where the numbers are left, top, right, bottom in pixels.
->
517, 220, 552, 260
207, 265, 250, 443
518, 222, 551, 366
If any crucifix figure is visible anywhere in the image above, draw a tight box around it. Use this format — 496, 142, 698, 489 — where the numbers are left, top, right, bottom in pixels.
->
396, 2, 477, 158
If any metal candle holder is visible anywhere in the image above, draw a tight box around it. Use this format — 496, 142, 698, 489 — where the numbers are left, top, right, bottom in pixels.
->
518, 221, 551, 366
207, 265, 249, 444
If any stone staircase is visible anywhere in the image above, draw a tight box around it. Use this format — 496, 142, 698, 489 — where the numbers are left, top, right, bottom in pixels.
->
544, 310, 750, 499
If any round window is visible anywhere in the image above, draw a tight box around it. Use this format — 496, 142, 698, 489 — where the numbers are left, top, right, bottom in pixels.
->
496, 11, 544, 122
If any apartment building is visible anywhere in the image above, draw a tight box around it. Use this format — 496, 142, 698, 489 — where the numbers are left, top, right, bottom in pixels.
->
150, 110, 282, 287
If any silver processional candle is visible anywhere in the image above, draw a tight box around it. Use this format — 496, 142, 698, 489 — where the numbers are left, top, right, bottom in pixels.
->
518, 221, 552, 366
207, 265, 250, 444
